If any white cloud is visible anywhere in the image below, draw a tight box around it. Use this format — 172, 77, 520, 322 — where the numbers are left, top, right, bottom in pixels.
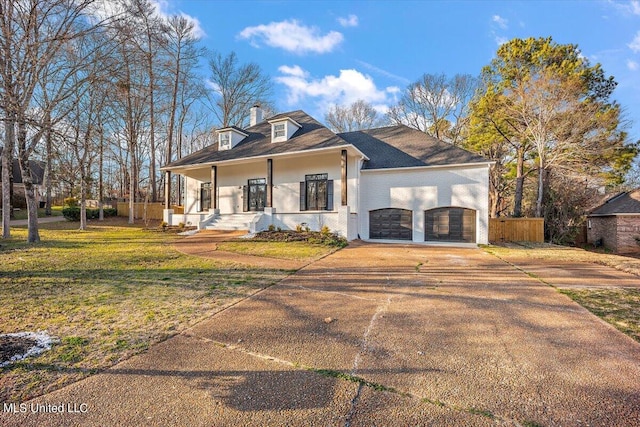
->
629, 31, 640, 52
278, 65, 308, 78
495, 35, 509, 46
610, 0, 640, 16
275, 66, 393, 112
238, 20, 343, 54
492, 14, 508, 29
178, 12, 205, 39
628, 59, 639, 70
337, 14, 359, 27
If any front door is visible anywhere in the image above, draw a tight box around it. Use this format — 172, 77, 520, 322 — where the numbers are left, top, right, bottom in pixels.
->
248, 178, 266, 212
200, 182, 211, 211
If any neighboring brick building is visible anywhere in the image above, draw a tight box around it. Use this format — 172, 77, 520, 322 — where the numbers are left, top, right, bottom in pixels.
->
587, 189, 640, 254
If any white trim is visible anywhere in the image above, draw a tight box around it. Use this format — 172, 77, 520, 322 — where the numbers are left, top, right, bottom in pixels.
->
216, 127, 248, 137
162, 145, 369, 172
360, 161, 495, 173
267, 116, 302, 128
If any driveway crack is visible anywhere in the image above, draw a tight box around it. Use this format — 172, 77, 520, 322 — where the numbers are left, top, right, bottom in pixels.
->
344, 276, 393, 426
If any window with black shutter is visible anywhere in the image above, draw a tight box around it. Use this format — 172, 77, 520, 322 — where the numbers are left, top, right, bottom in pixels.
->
300, 173, 332, 211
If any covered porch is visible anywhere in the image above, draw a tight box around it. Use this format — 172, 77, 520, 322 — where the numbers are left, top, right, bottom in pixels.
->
160, 147, 362, 239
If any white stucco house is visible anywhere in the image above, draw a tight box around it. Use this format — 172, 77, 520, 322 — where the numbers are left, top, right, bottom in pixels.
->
161, 107, 493, 244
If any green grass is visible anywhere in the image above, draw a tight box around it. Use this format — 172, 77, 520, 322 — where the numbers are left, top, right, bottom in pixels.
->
559, 288, 640, 342
217, 240, 336, 260
0, 218, 289, 401
9, 206, 63, 220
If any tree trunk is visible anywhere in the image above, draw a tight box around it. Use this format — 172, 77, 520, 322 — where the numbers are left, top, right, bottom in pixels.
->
513, 147, 525, 217
44, 112, 53, 216
535, 164, 545, 218
17, 120, 39, 243
98, 129, 104, 221
79, 171, 87, 230
1, 117, 15, 239
147, 51, 157, 202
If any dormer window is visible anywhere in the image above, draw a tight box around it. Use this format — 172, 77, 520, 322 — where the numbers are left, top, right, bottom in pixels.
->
274, 123, 285, 138
219, 132, 231, 150
217, 127, 248, 151
268, 117, 302, 143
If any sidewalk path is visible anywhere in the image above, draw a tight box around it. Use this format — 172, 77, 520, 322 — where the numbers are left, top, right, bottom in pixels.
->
8, 216, 67, 227
1, 242, 639, 426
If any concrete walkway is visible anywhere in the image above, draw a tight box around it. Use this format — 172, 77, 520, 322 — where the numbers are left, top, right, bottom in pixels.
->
8, 216, 67, 227
2, 243, 640, 426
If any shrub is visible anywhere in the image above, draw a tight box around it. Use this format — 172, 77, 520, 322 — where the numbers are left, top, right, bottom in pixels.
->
268, 224, 276, 232
320, 225, 331, 235
62, 207, 80, 221
62, 206, 117, 221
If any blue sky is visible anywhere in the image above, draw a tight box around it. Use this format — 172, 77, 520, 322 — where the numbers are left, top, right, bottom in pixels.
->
161, 0, 640, 142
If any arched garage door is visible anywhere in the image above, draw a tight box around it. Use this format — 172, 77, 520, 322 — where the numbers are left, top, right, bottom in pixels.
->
369, 208, 412, 240
425, 207, 476, 243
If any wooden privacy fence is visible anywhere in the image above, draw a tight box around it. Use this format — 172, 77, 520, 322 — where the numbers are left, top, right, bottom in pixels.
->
117, 202, 184, 220
489, 218, 544, 243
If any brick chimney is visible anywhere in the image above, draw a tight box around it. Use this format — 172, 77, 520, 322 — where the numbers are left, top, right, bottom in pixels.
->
250, 105, 263, 127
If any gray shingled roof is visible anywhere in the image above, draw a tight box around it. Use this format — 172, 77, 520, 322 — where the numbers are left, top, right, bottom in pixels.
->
589, 189, 640, 215
163, 111, 490, 170
165, 110, 349, 168
0, 148, 45, 185
338, 125, 489, 169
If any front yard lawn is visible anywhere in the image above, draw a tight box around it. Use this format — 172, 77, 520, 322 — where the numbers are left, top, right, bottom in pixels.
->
217, 240, 336, 260
559, 288, 640, 342
0, 218, 292, 401
9, 206, 64, 220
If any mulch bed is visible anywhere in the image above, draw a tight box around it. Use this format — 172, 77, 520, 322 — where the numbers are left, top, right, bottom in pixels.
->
253, 230, 347, 247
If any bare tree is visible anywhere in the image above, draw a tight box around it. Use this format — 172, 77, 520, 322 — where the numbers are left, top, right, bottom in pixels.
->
206, 51, 273, 128
162, 14, 204, 205
388, 73, 477, 145
324, 100, 386, 132
0, 0, 100, 242
124, 0, 166, 202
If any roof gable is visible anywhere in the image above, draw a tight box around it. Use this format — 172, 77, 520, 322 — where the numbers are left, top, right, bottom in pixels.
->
164, 110, 349, 168
589, 189, 640, 215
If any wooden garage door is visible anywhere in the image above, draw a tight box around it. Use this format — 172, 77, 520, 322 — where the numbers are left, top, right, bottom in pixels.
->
369, 208, 413, 240
425, 207, 476, 243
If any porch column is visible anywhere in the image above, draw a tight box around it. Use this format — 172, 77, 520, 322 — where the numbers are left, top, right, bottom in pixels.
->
211, 165, 217, 210
164, 171, 171, 209
266, 158, 273, 208
341, 149, 347, 206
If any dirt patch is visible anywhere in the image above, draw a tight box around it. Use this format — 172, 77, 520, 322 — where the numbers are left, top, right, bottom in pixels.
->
0, 336, 37, 363
0, 332, 57, 368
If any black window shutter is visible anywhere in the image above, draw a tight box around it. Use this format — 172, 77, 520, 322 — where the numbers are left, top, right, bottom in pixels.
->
299, 181, 306, 211
242, 185, 249, 212
327, 180, 334, 211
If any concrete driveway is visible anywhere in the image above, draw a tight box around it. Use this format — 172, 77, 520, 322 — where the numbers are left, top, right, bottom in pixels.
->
2, 242, 640, 426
